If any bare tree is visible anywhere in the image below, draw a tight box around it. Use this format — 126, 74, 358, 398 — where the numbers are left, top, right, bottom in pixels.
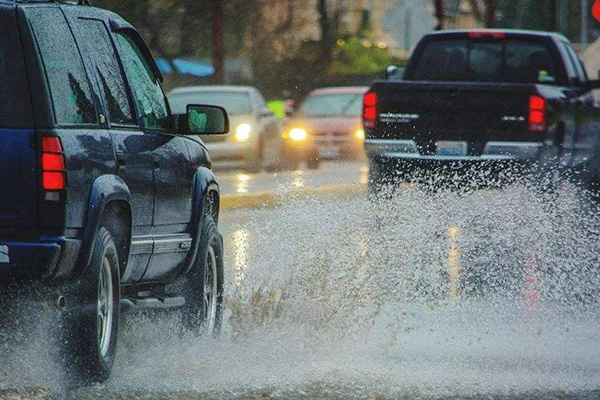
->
212, 0, 224, 83
434, 0, 445, 30
484, 0, 497, 28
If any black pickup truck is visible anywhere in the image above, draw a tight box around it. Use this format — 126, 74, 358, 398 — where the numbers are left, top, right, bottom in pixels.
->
364, 30, 600, 195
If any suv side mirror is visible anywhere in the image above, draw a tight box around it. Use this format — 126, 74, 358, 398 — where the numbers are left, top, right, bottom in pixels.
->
259, 108, 275, 119
178, 105, 229, 135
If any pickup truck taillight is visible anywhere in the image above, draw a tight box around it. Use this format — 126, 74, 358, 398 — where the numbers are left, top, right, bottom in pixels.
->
363, 91, 378, 129
528, 95, 546, 133
42, 136, 66, 196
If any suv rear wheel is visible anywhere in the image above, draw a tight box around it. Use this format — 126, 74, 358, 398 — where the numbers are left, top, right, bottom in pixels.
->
62, 227, 120, 385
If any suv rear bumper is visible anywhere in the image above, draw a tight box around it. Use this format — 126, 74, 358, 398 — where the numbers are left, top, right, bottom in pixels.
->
0, 237, 81, 282
365, 139, 542, 161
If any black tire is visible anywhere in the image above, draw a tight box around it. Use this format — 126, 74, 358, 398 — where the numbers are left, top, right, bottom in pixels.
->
61, 227, 120, 385
281, 157, 300, 171
368, 158, 392, 199
180, 216, 224, 334
246, 139, 264, 173
307, 155, 320, 170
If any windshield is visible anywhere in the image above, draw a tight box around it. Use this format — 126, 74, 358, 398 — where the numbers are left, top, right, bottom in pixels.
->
169, 91, 252, 115
298, 93, 363, 117
411, 39, 563, 85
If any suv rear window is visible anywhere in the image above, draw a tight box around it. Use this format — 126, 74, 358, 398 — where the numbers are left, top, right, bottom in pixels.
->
28, 8, 97, 126
410, 38, 562, 85
0, 6, 33, 128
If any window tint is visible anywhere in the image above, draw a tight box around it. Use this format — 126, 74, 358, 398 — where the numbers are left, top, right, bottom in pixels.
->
469, 42, 502, 81
116, 32, 169, 130
169, 92, 252, 116
29, 8, 97, 125
412, 40, 469, 81
298, 94, 363, 117
0, 6, 33, 128
79, 19, 134, 125
504, 41, 558, 84
411, 38, 561, 85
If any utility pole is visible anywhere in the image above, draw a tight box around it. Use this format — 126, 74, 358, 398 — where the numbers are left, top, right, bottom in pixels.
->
550, 0, 558, 31
582, 0, 590, 45
434, 0, 444, 30
558, 0, 569, 36
485, 0, 496, 28
318, 0, 333, 62
212, 0, 224, 84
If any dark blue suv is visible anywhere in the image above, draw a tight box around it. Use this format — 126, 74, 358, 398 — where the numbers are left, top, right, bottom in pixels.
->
0, 0, 229, 384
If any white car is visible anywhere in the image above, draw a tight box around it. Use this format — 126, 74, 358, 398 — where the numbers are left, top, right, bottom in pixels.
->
169, 86, 283, 172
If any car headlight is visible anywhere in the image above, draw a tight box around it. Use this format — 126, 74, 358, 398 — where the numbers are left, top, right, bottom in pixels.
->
355, 128, 365, 140
289, 128, 307, 141
233, 124, 252, 142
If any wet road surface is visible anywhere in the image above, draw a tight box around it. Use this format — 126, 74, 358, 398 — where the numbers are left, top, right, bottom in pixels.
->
2, 164, 600, 400
215, 161, 368, 196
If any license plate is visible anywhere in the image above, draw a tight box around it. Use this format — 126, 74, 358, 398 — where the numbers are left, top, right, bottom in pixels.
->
0, 245, 9, 263
436, 141, 468, 156
318, 146, 340, 159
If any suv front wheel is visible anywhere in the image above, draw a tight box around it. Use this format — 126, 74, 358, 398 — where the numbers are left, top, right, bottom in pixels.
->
179, 216, 224, 334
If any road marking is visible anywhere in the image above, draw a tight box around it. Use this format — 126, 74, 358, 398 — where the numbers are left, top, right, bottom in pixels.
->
220, 183, 366, 211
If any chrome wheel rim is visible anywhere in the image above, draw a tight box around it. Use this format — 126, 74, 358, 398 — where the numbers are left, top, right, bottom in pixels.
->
203, 245, 218, 331
98, 256, 113, 358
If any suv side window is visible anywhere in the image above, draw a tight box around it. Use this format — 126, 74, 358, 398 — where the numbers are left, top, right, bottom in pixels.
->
115, 32, 169, 130
78, 19, 135, 126
28, 8, 97, 125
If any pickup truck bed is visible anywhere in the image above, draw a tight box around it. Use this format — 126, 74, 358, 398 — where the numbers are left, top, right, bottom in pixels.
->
364, 29, 600, 192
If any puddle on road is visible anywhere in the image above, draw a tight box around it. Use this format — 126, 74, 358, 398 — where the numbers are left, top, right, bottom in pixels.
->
2, 178, 600, 399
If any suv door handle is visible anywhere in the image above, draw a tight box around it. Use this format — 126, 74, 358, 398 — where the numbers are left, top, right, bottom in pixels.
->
116, 150, 126, 167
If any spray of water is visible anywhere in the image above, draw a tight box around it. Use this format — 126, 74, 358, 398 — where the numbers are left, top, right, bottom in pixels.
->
2, 175, 600, 399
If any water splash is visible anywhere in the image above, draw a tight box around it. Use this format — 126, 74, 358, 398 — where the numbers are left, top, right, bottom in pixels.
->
2, 177, 600, 399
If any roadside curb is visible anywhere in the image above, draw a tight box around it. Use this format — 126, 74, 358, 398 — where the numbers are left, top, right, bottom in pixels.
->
220, 183, 366, 211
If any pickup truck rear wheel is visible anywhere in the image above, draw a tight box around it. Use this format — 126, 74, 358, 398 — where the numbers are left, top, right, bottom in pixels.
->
180, 216, 224, 335
368, 158, 393, 199
61, 227, 120, 385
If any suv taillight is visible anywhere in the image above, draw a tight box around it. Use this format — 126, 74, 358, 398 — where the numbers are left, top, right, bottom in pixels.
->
42, 136, 66, 193
363, 91, 377, 129
528, 95, 546, 133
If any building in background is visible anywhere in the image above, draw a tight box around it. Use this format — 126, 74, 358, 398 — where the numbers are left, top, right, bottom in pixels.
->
439, 0, 486, 29
381, 0, 437, 55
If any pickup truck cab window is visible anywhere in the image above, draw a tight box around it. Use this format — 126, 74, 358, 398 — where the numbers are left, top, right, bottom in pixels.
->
411, 38, 561, 86
28, 8, 98, 126
116, 32, 170, 130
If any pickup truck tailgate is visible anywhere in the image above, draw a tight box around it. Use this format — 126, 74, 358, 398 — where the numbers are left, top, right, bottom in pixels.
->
372, 81, 539, 143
